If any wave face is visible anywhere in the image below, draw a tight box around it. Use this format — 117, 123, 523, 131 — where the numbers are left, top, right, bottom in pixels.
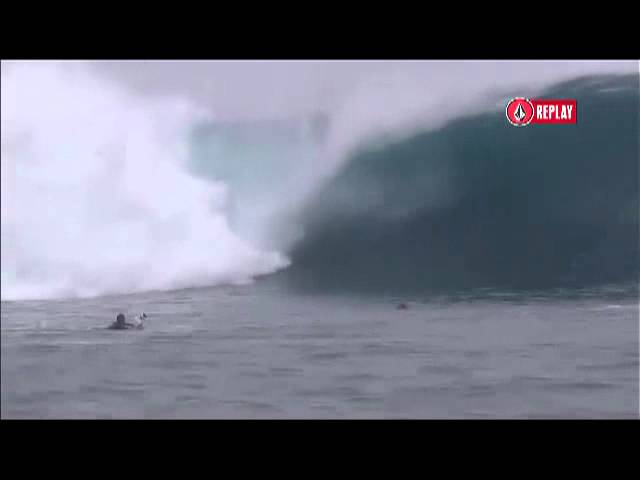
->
1, 63, 288, 300
282, 74, 640, 293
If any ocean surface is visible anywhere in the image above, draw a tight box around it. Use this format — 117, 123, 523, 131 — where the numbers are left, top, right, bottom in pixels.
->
1, 62, 638, 418
1, 282, 638, 418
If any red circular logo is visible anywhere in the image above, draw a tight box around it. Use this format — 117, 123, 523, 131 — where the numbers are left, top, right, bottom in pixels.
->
506, 98, 534, 126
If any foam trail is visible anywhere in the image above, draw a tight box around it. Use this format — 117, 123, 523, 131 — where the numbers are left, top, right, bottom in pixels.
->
1, 62, 288, 301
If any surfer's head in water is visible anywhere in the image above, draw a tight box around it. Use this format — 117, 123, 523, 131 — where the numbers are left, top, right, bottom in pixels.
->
109, 313, 128, 330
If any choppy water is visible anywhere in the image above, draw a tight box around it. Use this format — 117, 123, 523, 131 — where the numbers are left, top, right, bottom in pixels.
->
2, 282, 638, 418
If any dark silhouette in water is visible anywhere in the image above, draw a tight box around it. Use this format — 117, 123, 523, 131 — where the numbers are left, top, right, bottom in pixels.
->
108, 313, 135, 330
396, 303, 409, 310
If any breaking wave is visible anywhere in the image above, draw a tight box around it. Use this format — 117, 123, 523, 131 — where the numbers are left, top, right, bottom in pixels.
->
2, 61, 637, 300
283, 74, 639, 293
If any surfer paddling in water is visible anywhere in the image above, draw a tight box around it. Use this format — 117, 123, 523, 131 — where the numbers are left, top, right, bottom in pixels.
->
108, 313, 147, 330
